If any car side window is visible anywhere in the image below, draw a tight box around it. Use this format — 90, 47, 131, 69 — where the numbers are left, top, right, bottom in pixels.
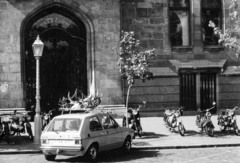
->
101, 115, 118, 129
89, 117, 102, 131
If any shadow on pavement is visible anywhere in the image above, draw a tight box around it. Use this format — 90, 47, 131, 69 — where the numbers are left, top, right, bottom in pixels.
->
0, 136, 37, 151
138, 132, 167, 139
212, 130, 239, 138
182, 130, 239, 137
54, 149, 160, 162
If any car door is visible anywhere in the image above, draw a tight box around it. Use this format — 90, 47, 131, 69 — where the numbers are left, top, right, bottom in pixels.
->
100, 115, 122, 150
88, 116, 106, 151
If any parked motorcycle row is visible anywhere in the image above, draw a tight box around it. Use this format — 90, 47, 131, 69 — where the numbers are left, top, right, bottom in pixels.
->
163, 102, 239, 137
0, 111, 33, 144
6, 100, 236, 144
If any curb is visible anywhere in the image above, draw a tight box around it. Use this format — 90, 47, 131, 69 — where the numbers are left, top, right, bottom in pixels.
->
0, 150, 42, 154
132, 143, 240, 150
1, 143, 240, 154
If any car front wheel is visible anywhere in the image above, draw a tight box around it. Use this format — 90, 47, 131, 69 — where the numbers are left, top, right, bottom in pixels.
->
122, 137, 131, 153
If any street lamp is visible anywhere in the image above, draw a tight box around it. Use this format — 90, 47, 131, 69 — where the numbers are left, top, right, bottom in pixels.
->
32, 35, 44, 144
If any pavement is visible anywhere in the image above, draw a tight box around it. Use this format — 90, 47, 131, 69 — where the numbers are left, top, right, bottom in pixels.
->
1, 115, 240, 154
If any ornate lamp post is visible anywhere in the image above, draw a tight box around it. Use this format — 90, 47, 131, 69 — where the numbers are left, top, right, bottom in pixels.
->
32, 35, 44, 144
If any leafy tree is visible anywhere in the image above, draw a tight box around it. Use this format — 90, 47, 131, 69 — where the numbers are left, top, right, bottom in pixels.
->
114, 31, 155, 127
209, 0, 240, 57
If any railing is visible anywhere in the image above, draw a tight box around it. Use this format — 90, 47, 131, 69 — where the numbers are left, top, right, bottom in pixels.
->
0, 108, 26, 115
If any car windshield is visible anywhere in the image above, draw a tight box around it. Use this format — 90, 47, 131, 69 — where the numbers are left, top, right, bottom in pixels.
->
47, 118, 82, 133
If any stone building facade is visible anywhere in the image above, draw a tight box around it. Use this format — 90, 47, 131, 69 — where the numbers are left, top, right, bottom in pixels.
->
0, 0, 240, 116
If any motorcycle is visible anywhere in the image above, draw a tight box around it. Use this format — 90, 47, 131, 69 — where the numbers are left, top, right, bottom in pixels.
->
217, 106, 239, 135
122, 107, 142, 138
0, 115, 10, 144
196, 102, 216, 137
42, 110, 53, 130
9, 111, 33, 140
163, 106, 185, 136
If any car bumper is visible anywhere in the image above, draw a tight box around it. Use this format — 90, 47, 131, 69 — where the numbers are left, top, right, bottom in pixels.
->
40, 145, 85, 156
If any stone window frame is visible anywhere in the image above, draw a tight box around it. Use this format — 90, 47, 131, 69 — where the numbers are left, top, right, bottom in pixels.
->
201, 0, 223, 47
168, 0, 191, 49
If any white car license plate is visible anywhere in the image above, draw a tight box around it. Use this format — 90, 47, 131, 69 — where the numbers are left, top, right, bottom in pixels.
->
49, 140, 73, 145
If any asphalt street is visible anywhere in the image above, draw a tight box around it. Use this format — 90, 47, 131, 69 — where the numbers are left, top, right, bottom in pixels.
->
0, 146, 240, 163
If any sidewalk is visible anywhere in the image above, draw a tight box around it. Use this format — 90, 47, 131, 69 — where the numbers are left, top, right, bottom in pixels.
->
0, 116, 240, 154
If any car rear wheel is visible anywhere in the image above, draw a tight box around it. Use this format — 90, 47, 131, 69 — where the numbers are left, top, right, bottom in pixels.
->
44, 154, 56, 161
122, 137, 131, 153
85, 144, 98, 162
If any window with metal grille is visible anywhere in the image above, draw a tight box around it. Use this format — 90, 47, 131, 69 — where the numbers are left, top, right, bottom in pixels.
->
180, 73, 197, 111
180, 72, 217, 112
200, 73, 216, 111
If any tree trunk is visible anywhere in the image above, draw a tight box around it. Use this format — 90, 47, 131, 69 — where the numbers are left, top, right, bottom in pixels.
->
125, 84, 132, 128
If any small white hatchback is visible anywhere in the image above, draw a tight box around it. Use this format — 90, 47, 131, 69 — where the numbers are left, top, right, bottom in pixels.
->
40, 111, 134, 161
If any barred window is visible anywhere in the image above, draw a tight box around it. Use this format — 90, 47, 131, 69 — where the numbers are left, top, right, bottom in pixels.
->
202, 0, 222, 45
169, 0, 190, 46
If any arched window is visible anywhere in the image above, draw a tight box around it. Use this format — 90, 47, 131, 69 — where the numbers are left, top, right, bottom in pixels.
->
202, 0, 222, 45
169, 0, 190, 46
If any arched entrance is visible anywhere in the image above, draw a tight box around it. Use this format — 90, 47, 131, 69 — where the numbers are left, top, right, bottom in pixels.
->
21, 3, 94, 112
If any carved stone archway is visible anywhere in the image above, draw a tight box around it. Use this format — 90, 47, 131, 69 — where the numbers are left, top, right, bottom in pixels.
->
20, 2, 95, 111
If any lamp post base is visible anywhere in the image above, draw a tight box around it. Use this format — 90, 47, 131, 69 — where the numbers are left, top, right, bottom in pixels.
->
34, 114, 42, 144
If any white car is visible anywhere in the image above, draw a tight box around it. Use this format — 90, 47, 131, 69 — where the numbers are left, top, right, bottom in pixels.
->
40, 111, 135, 161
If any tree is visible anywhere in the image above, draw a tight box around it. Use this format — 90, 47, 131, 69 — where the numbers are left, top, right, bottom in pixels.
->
114, 31, 155, 127
209, 0, 240, 57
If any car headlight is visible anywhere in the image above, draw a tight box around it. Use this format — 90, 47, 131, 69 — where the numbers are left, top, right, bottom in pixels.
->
41, 139, 49, 144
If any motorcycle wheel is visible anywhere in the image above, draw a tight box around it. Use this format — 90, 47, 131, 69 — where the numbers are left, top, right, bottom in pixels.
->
163, 115, 166, 122
27, 126, 33, 140
9, 129, 15, 136
195, 117, 200, 127
219, 123, 226, 132
137, 126, 142, 138
0, 127, 3, 142
234, 123, 239, 136
178, 123, 185, 136
205, 125, 214, 137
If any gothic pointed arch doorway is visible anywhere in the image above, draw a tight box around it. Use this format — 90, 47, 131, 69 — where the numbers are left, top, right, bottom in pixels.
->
22, 4, 91, 112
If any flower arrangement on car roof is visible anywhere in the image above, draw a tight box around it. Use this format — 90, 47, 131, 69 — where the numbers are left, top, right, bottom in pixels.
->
58, 89, 101, 112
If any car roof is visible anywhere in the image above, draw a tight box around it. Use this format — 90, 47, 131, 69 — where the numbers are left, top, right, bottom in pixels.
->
53, 111, 110, 119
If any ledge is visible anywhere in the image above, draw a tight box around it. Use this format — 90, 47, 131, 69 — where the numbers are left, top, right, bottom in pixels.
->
150, 67, 178, 76
204, 46, 224, 53
171, 46, 192, 53
169, 59, 227, 72
222, 66, 240, 76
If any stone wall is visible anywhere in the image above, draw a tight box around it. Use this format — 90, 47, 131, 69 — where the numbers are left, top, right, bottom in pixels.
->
120, 0, 240, 114
0, 0, 122, 108
219, 76, 240, 108
124, 77, 179, 116
1, 0, 240, 115
0, 1, 23, 108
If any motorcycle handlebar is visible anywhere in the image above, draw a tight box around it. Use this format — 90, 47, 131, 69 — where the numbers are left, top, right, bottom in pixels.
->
202, 106, 215, 112
233, 106, 239, 110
